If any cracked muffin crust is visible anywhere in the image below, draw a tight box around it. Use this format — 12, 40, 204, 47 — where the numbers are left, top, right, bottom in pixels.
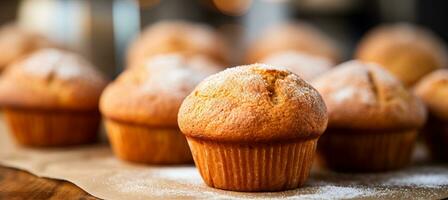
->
313, 60, 427, 172
0, 48, 108, 111
178, 64, 328, 191
179, 64, 328, 142
0, 48, 107, 147
313, 60, 427, 130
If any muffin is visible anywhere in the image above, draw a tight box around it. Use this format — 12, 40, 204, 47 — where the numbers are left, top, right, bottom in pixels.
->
100, 54, 221, 164
178, 64, 328, 191
355, 23, 448, 87
260, 51, 333, 81
414, 69, 448, 160
245, 22, 340, 64
313, 60, 427, 172
127, 20, 229, 68
0, 48, 108, 147
0, 24, 52, 72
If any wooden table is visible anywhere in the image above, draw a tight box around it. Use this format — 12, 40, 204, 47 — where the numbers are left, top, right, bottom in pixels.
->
0, 166, 98, 200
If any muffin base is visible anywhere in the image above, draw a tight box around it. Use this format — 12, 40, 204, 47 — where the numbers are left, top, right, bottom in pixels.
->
423, 116, 448, 161
4, 108, 100, 147
187, 137, 318, 192
318, 129, 417, 172
105, 119, 192, 164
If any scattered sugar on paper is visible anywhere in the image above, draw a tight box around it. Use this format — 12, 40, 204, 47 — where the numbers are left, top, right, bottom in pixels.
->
293, 186, 379, 200
384, 173, 448, 188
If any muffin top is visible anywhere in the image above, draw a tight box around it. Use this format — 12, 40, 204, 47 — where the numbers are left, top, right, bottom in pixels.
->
126, 20, 229, 67
355, 23, 448, 87
0, 25, 52, 70
313, 60, 427, 130
260, 51, 333, 81
178, 64, 328, 142
245, 22, 340, 64
0, 48, 108, 111
100, 54, 222, 127
414, 69, 448, 120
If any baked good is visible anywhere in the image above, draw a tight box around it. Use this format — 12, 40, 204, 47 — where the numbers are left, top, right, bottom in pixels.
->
355, 23, 448, 87
0, 48, 108, 147
0, 24, 52, 72
313, 60, 427, 172
245, 22, 340, 64
414, 69, 448, 160
178, 64, 328, 191
126, 20, 229, 68
100, 54, 221, 164
260, 51, 333, 81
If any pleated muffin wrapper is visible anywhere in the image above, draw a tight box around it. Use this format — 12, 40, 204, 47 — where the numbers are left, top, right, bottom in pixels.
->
105, 119, 193, 165
4, 107, 101, 147
318, 128, 418, 172
186, 136, 319, 192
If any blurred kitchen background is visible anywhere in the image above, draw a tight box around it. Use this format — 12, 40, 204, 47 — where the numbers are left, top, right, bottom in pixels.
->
1, 0, 447, 77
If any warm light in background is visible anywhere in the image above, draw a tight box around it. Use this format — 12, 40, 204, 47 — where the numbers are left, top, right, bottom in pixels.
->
212, 0, 252, 16
138, 0, 160, 9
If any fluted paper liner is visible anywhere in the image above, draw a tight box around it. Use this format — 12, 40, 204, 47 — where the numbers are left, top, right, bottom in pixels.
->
5, 108, 100, 147
187, 137, 318, 191
105, 119, 192, 164
318, 129, 417, 171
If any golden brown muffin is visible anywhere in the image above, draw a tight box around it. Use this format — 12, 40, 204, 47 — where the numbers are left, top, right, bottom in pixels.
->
414, 69, 448, 160
245, 22, 340, 64
355, 23, 448, 87
178, 64, 328, 191
0, 24, 52, 72
260, 51, 333, 81
0, 48, 108, 147
313, 60, 427, 172
126, 20, 229, 68
100, 54, 221, 164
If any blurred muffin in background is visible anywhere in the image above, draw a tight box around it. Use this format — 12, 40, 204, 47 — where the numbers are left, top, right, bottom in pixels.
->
0, 24, 53, 72
414, 69, 448, 161
356, 23, 448, 87
126, 20, 230, 68
0, 48, 108, 147
100, 54, 221, 164
313, 60, 426, 172
245, 21, 341, 64
260, 51, 333, 81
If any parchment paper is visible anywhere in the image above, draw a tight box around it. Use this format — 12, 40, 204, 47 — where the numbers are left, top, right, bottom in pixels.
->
0, 118, 447, 200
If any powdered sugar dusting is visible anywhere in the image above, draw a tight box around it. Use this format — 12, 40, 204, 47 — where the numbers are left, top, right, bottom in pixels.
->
294, 186, 380, 200
195, 63, 319, 102
384, 174, 448, 188
20, 48, 104, 83
330, 86, 374, 105
314, 61, 380, 106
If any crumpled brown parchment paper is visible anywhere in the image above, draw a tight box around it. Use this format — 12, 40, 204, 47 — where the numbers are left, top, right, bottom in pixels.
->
0, 118, 447, 200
